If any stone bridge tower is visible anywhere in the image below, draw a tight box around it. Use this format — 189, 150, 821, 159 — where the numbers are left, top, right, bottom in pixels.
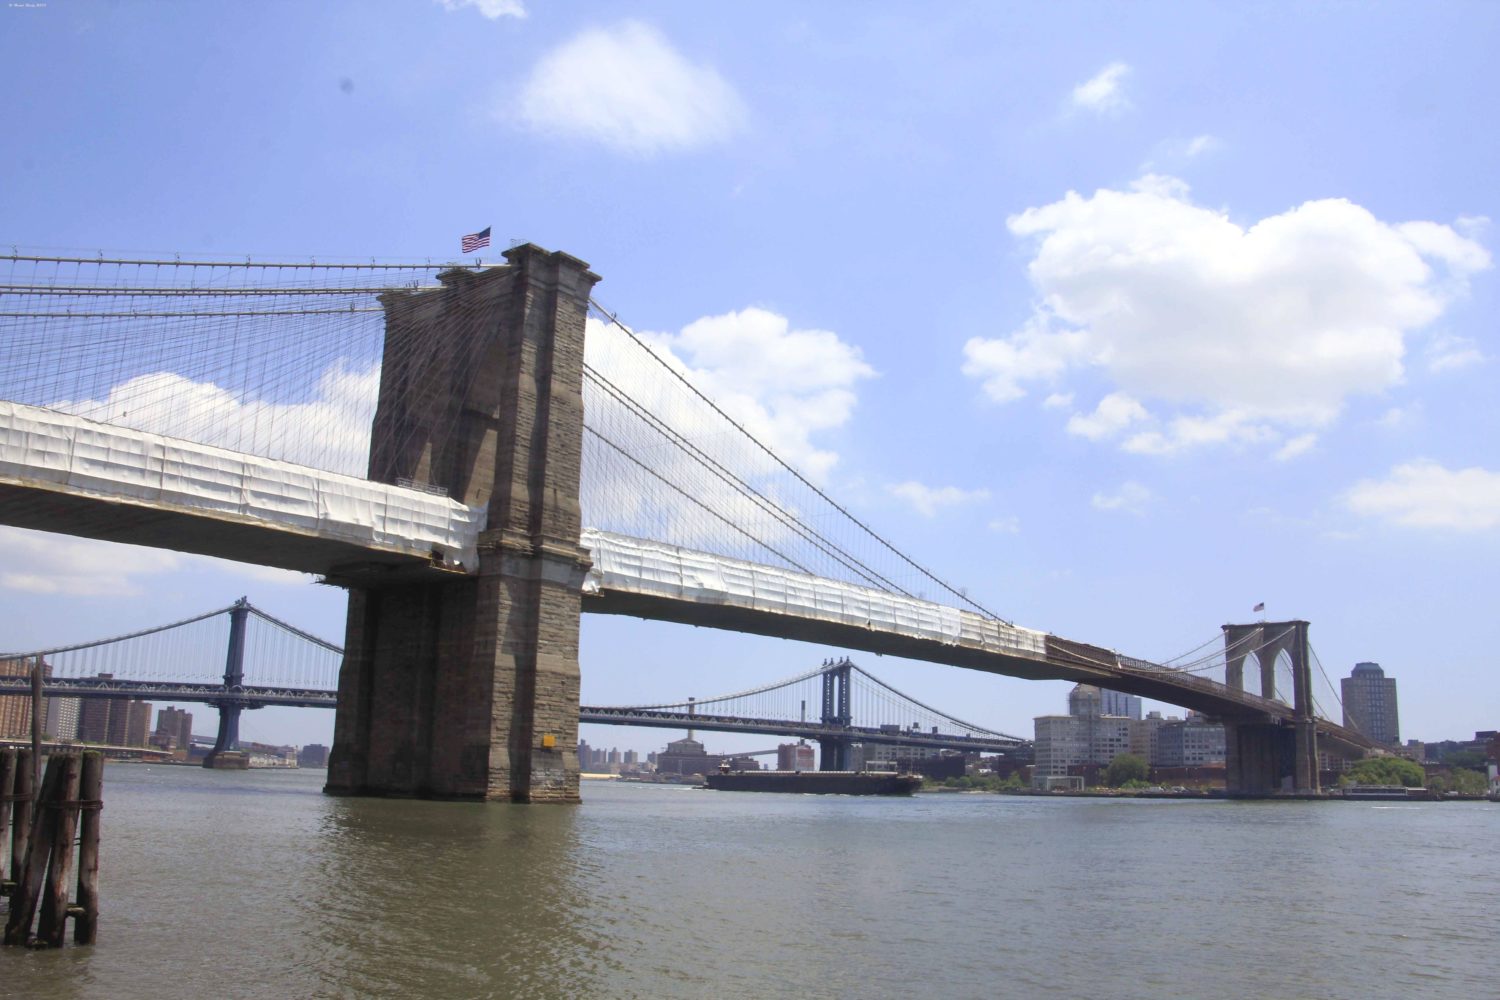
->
1220, 620, 1319, 796
325, 244, 598, 803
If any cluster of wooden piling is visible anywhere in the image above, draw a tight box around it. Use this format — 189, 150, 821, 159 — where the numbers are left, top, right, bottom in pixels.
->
0, 748, 101, 947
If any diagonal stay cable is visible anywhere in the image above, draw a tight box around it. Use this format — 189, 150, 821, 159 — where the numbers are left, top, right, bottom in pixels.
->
589, 297, 1012, 626
584, 424, 815, 577
583, 364, 910, 595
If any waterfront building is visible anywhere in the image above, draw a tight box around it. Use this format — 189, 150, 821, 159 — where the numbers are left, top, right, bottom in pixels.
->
778, 741, 816, 771
155, 706, 193, 751
76, 696, 112, 744
298, 743, 330, 768
1033, 713, 1132, 779
1153, 717, 1226, 768
45, 695, 80, 741
0, 657, 50, 739
656, 736, 713, 776
1341, 662, 1399, 745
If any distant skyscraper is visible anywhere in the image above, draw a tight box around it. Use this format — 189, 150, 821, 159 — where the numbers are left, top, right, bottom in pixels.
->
155, 706, 193, 752
1098, 689, 1143, 720
1068, 684, 1140, 721
1342, 662, 1399, 745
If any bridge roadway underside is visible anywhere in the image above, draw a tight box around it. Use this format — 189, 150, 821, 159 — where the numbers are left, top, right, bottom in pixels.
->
0, 481, 456, 582
583, 588, 1369, 761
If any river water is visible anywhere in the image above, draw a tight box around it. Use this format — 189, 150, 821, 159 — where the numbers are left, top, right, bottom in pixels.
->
3, 765, 1495, 999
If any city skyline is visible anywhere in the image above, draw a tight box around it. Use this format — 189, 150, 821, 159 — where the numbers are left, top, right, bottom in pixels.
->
1, 4, 1495, 750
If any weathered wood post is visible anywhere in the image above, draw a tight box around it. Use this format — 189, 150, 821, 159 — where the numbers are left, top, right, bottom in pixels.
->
4, 754, 60, 945
36, 753, 82, 946
0, 747, 15, 891
9, 748, 33, 886
73, 751, 102, 944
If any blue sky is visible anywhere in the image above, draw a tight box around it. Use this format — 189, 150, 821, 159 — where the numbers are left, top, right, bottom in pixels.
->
2, 1, 1496, 755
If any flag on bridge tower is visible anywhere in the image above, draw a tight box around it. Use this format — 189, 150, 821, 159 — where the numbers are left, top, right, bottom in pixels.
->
461, 226, 491, 253
1252, 602, 1265, 613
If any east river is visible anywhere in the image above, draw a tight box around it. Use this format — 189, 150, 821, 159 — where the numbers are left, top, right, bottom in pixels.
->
3, 765, 1496, 999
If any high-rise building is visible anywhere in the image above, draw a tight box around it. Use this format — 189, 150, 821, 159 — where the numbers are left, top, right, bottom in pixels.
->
1099, 689, 1143, 721
0, 657, 43, 739
45, 695, 80, 741
155, 706, 193, 751
1342, 662, 1399, 745
77, 689, 118, 745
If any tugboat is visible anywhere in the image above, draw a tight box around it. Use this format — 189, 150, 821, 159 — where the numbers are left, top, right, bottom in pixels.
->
704, 761, 922, 796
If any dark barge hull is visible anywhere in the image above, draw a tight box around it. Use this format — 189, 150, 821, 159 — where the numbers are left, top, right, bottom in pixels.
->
704, 770, 922, 796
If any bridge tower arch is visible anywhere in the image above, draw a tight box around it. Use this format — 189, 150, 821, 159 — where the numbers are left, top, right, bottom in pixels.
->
1220, 621, 1319, 796
325, 245, 599, 803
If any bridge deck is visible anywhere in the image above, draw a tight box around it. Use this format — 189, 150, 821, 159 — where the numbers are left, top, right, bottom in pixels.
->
0, 400, 483, 578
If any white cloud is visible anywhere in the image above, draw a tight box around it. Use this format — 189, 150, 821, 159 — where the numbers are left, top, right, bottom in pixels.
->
517, 21, 746, 156
964, 176, 1492, 455
1274, 433, 1317, 462
1425, 332, 1485, 373
1185, 134, 1222, 157
1042, 392, 1073, 409
1091, 481, 1152, 514
0, 527, 181, 597
53, 362, 379, 477
987, 515, 1021, 534
1071, 62, 1131, 114
581, 308, 874, 551
1376, 404, 1420, 428
1066, 392, 1149, 441
887, 481, 990, 518
1346, 460, 1500, 531
437, 0, 525, 19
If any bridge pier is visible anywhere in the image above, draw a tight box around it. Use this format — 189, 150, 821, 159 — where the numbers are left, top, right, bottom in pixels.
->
1220, 621, 1320, 797
325, 245, 598, 803
819, 659, 852, 770
203, 598, 249, 768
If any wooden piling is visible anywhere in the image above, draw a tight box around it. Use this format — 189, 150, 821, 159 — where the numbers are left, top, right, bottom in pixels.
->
9, 748, 33, 886
4, 754, 60, 946
0, 748, 15, 890
36, 753, 82, 947
73, 752, 102, 944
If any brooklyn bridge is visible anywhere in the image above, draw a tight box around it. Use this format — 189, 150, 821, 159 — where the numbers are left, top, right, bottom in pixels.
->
0, 247, 1375, 799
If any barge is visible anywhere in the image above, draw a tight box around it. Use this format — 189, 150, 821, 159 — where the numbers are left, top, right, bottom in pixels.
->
704, 768, 922, 796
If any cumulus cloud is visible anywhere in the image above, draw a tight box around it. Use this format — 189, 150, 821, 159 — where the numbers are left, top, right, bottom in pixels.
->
0, 527, 311, 600
53, 362, 380, 477
517, 21, 746, 156
1273, 433, 1317, 462
0, 527, 181, 597
963, 176, 1491, 455
1346, 460, 1500, 531
581, 309, 874, 552
1185, 134, 1222, 157
1066, 392, 1149, 441
1091, 481, 1152, 514
1071, 62, 1131, 114
437, 0, 525, 18
887, 481, 990, 518
1425, 332, 1485, 373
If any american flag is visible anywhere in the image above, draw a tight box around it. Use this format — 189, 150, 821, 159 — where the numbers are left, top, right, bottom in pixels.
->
1252, 602, 1265, 612
461, 226, 491, 253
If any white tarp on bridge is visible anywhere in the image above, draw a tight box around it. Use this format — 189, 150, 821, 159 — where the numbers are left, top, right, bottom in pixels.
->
0, 400, 485, 568
580, 528, 1048, 659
